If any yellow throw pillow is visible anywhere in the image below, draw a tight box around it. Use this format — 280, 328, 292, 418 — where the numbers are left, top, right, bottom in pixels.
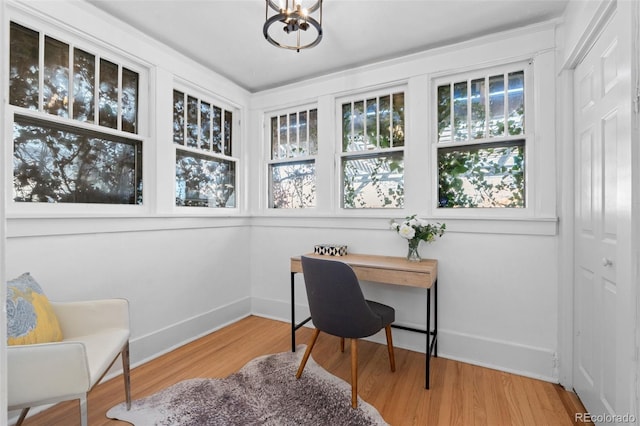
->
7, 273, 63, 345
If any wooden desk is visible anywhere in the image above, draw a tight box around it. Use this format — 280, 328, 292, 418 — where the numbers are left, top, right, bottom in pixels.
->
290, 253, 438, 389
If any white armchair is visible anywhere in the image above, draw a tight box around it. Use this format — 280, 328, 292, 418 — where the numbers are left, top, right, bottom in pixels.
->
8, 298, 132, 426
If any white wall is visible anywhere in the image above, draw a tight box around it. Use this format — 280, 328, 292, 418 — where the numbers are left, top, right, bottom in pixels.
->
248, 24, 561, 381
5, 218, 252, 364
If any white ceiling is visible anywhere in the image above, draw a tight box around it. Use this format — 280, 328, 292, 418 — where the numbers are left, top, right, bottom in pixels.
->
86, 0, 569, 93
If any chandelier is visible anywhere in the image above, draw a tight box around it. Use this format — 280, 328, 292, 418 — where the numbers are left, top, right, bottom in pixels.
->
263, 0, 323, 52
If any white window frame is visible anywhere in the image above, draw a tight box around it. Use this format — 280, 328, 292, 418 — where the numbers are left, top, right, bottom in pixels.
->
431, 60, 539, 219
336, 85, 407, 212
172, 81, 240, 213
5, 12, 150, 218
265, 103, 318, 210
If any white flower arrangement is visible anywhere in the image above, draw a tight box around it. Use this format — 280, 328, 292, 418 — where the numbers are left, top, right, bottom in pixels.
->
390, 214, 446, 244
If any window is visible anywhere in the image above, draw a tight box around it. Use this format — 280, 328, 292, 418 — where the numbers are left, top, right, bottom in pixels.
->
267, 107, 317, 209
436, 66, 526, 208
340, 90, 405, 209
9, 22, 143, 205
173, 89, 236, 208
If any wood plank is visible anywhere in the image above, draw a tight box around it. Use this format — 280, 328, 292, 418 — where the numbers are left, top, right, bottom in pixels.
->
18, 316, 592, 426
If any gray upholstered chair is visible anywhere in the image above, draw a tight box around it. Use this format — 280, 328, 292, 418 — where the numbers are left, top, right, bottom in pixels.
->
295, 255, 396, 408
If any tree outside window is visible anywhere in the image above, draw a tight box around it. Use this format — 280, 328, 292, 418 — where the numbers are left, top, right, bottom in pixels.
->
268, 108, 317, 209
173, 89, 236, 208
436, 68, 526, 208
9, 22, 143, 205
341, 91, 405, 209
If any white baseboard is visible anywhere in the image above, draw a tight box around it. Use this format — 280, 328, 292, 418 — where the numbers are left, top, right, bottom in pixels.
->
251, 296, 558, 383
437, 329, 558, 383
129, 296, 252, 368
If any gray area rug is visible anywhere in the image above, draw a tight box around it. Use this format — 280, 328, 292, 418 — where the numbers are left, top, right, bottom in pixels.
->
107, 346, 388, 425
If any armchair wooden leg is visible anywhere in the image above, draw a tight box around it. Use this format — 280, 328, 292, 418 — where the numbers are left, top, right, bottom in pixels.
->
340, 337, 345, 352
351, 338, 358, 408
296, 328, 321, 379
122, 341, 132, 410
385, 325, 396, 372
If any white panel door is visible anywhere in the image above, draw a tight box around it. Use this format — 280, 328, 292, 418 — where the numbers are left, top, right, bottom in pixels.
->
573, 9, 631, 421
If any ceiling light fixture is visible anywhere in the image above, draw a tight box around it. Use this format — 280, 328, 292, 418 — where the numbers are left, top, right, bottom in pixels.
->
263, 0, 323, 52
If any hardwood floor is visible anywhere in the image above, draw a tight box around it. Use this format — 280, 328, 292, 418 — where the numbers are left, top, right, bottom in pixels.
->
16, 316, 591, 426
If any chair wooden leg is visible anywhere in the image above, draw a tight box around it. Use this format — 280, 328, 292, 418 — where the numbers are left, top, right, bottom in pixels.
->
296, 328, 321, 379
385, 325, 396, 372
16, 407, 30, 426
340, 337, 345, 352
351, 338, 358, 408
122, 341, 132, 410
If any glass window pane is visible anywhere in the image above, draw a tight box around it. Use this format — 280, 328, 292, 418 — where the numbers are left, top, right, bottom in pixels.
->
366, 98, 378, 148
212, 106, 222, 153
224, 110, 232, 156
299, 111, 308, 155
508, 71, 525, 135
13, 116, 142, 204
453, 81, 468, 141
269, 161, 316, 208
271, 116, 279, 159
200, 101, 212, 151
342, 152, 404, 209
391, 92, 404, 147
279, 114, 288, 158
99, 59, 118, 129
175, 150, 235, 208
470, 78, 486, 139
308, 109, 318, 155
489, 74, 505, 137
353, 100, 365, 150
43, 36, 69, 118
438, 141, 525, 208
172, 90, 185, 145
73, 48, 95, 123
186, 96, 198, 148
10, 22, 39, 110
341, 102, 352, 152
121, 67, 138, 134
289, 112, 298, 157
437, 84, 451, 143
378, 95, 391, 148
